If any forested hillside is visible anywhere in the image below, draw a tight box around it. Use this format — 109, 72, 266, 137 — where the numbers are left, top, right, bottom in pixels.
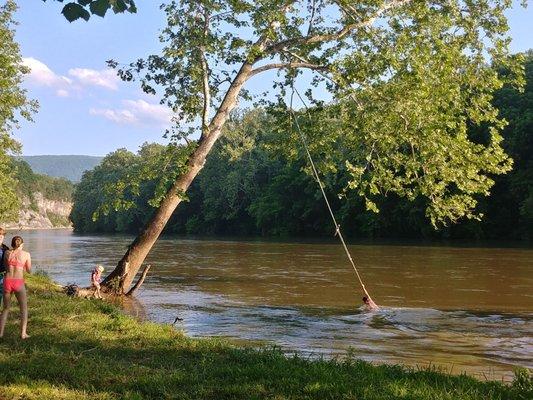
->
14, 159, 74, 201
70, 53, 533, 241
3, 159, 75, 228
20, 155, 103, 182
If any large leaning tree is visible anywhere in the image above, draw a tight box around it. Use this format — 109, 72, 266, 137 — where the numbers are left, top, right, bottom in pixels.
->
0, 1, 38, 223
98, 0, 524, 294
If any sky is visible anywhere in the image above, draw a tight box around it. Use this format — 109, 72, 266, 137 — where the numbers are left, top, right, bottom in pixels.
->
13, 1, 533, 157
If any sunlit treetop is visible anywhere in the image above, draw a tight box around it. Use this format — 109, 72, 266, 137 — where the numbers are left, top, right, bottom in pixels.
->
101, 0, 526, 227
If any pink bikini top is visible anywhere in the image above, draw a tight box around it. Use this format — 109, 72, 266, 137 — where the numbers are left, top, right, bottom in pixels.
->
7, 253, 25, 269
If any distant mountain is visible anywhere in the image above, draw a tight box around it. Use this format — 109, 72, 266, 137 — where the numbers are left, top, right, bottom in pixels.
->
20, 155, 103, 182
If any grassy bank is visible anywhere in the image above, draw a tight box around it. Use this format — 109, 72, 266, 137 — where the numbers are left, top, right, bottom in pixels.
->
0, 275, 530, 400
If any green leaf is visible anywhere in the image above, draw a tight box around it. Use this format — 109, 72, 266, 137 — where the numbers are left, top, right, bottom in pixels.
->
61, 3, 90, 22
111, 0, 127, 13
89, 0, 109, 17
77, 0, 92, 6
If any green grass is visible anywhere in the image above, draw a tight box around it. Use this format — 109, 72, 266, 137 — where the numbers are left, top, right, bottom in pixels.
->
0, 274, 530, 400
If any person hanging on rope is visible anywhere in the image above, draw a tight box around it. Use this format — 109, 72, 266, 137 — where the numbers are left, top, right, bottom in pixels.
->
362, 296, 379, 311
290, 102, 380, 311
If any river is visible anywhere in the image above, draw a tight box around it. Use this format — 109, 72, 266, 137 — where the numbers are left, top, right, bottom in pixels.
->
12, 229, 533, 381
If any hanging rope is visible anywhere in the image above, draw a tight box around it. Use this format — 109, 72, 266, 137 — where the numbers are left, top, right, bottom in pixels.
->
288, 86, 377, 304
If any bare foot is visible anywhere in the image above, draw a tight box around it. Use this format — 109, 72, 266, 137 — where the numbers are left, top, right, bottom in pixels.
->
21, 333, 30, 339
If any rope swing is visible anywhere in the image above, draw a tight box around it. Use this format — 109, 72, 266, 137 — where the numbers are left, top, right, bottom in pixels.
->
288, 86, 379, 309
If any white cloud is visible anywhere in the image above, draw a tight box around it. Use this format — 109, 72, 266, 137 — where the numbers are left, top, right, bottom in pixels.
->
22, 57, 120, 97
90, 99, 173, 127
23, 57, 72, 96
90, 108, 138, 124
56, 89, 70, 97
123, 100, 173, 125
68, 68, 119, 90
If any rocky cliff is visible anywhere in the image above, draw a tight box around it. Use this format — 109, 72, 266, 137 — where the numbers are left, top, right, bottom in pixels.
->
4, 192, 72, 230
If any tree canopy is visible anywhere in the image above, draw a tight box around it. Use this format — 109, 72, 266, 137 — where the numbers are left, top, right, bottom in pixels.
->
71, 51, 533, 241
107, 0, 524, 227
0, 1, 38, 223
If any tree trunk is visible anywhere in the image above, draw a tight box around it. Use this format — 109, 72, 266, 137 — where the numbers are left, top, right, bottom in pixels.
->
102, 63, 253, 294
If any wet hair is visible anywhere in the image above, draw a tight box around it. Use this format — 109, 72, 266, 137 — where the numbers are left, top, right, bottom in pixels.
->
11, 236, 23, 249
362, 296, 369, 303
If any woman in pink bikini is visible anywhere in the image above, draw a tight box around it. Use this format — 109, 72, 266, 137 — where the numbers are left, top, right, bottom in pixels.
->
0, 236, 31, 339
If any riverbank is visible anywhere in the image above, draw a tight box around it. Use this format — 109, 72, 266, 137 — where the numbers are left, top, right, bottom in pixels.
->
0, 274, 530, 400
5, 226, 73, 231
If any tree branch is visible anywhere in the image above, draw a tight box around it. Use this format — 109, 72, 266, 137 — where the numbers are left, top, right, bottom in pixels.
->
126, 264, 151, 296
200, 7, 211, 138
204, 1, 296, 139
255, 1, 296, 53
265, 0, 413, 54
307, 0, 317, 36
250, 61, 328, 76
334, 1, 361, 22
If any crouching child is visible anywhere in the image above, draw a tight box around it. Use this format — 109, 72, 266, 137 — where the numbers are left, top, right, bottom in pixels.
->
91, 265, 104, 299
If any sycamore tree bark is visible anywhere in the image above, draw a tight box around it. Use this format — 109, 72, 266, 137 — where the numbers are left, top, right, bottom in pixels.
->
103, 62, 255, 291
101, 0, 523, 294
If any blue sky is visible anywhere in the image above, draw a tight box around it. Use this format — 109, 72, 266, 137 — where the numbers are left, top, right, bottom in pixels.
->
14, 1, 533, 156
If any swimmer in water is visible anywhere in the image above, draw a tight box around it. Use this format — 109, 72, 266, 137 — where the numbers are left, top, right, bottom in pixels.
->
362, 296, 379, 311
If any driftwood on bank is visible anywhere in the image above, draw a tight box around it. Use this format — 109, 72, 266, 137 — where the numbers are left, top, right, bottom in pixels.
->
63, 284, 96, 298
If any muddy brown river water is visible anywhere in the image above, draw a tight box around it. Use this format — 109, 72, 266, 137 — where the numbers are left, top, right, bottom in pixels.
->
15, 229, 532, 381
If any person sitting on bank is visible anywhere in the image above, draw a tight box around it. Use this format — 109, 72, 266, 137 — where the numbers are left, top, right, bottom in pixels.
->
91, 265, 104, 299
362, 296, 380, 311
0, 235, 32, 339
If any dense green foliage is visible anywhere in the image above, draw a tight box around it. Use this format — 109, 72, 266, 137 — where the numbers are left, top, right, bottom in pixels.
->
0, 274, 530, 399
470, 49, 533, 240
71, 53, 533, 240
13, 159, 74, 202
21, 155, 103, 182
0, 1, 38, 223
70, 143, 195, 232
108, 0, 523, 229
